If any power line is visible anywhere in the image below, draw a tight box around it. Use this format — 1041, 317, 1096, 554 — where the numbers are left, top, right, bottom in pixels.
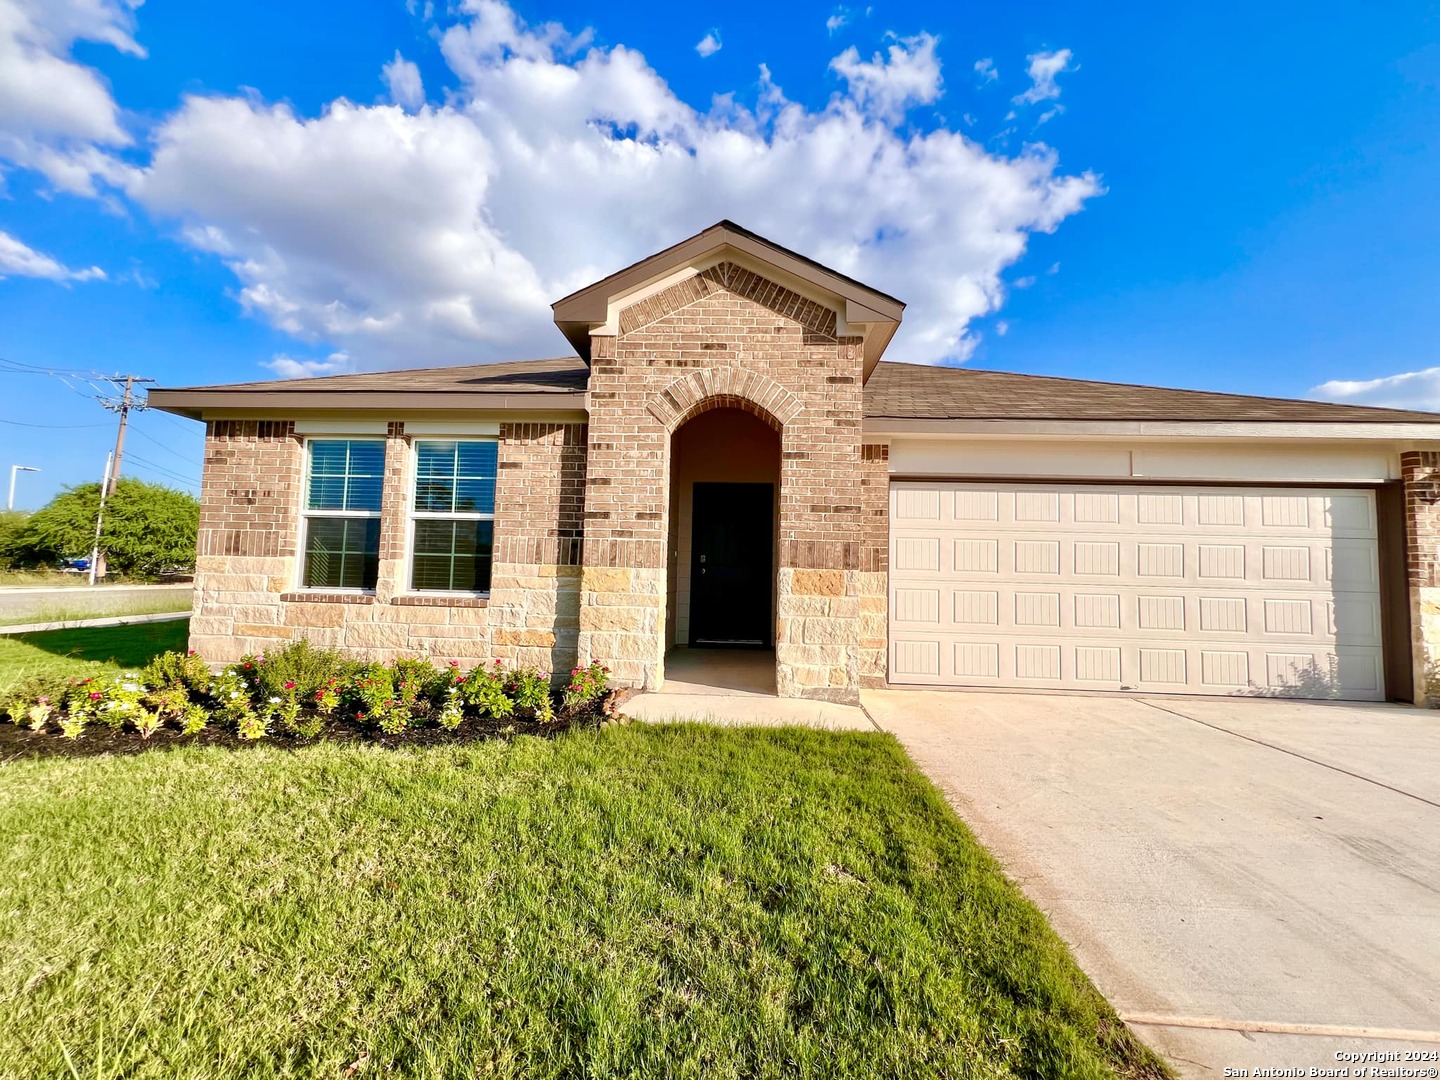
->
129, 423, 200, 464
0, 417, 110, 429
124, 451, 200, 487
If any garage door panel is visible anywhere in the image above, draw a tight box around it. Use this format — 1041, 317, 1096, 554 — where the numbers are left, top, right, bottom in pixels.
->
890, 482, 1385, 701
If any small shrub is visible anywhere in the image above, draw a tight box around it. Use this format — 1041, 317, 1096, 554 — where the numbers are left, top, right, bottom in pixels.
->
437, 684, 464, 730
508, 668, 554, 724
236, 709, 267, 740
460, 661, 514, 719
26, 699, 54, 732
132, 708, 162, 739
250, 638, 353, 701
180, 703, 209, 735
95, 676, 148, 731
59, 714, 87, 739
338, 664, 395, 727
142, 650, 211, 694
562, 662, 610, 715
147, 686, 191, 722
289, 711, 325, 739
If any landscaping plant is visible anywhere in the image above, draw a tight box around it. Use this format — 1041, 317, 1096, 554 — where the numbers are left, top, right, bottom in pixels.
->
1, 639, 615, 753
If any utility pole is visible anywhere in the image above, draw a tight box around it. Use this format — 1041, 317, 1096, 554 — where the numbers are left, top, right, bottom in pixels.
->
99, 374, 154, 496
89, 452, 113, 586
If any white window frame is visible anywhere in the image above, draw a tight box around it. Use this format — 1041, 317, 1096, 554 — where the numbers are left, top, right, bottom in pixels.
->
297, 436, 386, 593
406, 437, 498, 597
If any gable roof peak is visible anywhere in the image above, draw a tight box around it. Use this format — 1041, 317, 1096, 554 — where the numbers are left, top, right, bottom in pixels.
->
551, 221, 904, 377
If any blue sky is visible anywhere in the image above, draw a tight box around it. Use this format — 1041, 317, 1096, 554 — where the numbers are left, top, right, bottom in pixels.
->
1, 0, 1438, 507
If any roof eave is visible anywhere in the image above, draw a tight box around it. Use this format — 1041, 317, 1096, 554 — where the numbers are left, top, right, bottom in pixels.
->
863, 417, 1440, 440
147, 388, 589, 421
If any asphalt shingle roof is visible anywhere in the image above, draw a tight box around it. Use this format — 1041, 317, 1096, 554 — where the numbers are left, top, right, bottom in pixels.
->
863, 361, 1440, 423
156, 356, 1440, 424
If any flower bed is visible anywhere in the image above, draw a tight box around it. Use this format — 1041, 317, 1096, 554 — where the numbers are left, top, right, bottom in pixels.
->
0, 639, 614, 758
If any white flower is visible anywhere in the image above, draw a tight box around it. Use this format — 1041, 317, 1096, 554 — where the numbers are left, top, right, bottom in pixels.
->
268, 696, 281, 704
229, 691, 239, 699
121, 683, 140, 693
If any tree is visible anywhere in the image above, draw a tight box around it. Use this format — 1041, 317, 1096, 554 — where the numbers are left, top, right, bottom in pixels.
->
1, 479, 199, 577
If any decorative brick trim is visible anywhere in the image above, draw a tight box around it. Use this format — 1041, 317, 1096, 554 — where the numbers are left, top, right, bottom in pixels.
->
391, 594, 488, 608
387, 420, 406, 438
646, 368, 803, 431
1401, 451, 1440, 587
279, 591, 376, 605
618, 261, 838, 339
208, 419, 296, 440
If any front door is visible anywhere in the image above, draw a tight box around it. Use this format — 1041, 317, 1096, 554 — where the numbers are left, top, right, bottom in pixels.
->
690, 482, 774, 646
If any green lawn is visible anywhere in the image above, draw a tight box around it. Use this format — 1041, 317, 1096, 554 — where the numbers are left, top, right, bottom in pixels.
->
0, 725, 1164, 1080
0, 597, 192, 628
0, 619, 190, 692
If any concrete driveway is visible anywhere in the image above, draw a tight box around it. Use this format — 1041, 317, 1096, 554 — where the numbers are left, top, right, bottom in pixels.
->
863, 690, 1440, 1078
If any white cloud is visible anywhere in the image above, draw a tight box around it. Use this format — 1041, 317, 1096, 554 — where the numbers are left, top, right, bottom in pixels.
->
382, 50, 425, 111
121, 3, 1098, 369
1310, 368, 1440, 411
263, 351, 356, 379
973, 57, 996, 83
1013, 48, 1073, 106
826, 8, 850, 33
695, 31, 721, 58
994, 319, 1009, 336
1012, 275, 1035, 288
0, 228, 105, 281
0, 0, 141, 194
829, 32, 942, 122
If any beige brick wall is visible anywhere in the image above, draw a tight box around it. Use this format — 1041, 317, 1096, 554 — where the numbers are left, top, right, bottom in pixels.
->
190, 419, 586, 675
575, 261, 873, 701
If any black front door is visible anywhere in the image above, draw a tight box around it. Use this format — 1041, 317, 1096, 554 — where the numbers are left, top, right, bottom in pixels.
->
689, 482, 774, 646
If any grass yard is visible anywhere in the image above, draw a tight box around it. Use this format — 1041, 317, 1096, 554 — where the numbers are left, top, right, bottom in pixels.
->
0, 725, 1166, 1079
0, 597, 192, 628
0, 620, 189, 693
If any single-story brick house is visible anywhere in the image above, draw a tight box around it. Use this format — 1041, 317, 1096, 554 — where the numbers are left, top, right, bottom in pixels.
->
151, 221, 1440, 705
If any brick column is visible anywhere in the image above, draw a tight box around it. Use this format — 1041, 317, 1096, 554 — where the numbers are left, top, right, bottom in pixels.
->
575, 333, 670, 690
374, 421, 410, 603
855, 443, 890, 688
1402, 451, 1440, 704
190, 420, 303, 662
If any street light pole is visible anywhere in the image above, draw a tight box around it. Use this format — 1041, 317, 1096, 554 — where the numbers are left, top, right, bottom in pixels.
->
7, 465, 39, 512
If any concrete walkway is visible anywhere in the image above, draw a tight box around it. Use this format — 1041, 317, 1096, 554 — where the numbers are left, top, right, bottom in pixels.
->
621, 648, 875, 728
864, 689, 1440, 1077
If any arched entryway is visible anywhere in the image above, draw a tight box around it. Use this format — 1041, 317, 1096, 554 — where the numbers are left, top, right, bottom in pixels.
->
665, 406, 781, 693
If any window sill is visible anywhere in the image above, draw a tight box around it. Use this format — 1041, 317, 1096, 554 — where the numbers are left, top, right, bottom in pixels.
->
391, 594, 489, 608
280, 591, 376, 605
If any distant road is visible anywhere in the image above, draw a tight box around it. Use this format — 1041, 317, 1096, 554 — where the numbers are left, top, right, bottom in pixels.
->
0, 583, 193, 624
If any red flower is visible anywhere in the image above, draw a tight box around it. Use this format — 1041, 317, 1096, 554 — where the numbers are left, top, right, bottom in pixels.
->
283, 681, 296, 690
449, 660, 460, 668
89, 692, 103, 700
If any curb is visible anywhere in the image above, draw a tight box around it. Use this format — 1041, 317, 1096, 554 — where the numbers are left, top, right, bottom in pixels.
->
0, 612, 191, 636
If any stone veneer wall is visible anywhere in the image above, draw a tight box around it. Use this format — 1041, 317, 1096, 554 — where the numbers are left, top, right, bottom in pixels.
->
575, 261, 872, 702
190, 419, 585, 674
1402, 450, 1440, 704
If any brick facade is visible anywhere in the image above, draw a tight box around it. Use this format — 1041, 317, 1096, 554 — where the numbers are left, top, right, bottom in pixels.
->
190, 420, 587, 674
1402, 450, 1440, 703
574, 260, 872, 701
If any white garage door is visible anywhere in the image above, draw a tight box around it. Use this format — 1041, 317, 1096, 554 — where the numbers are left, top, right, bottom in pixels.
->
888, 482, 1385, 700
